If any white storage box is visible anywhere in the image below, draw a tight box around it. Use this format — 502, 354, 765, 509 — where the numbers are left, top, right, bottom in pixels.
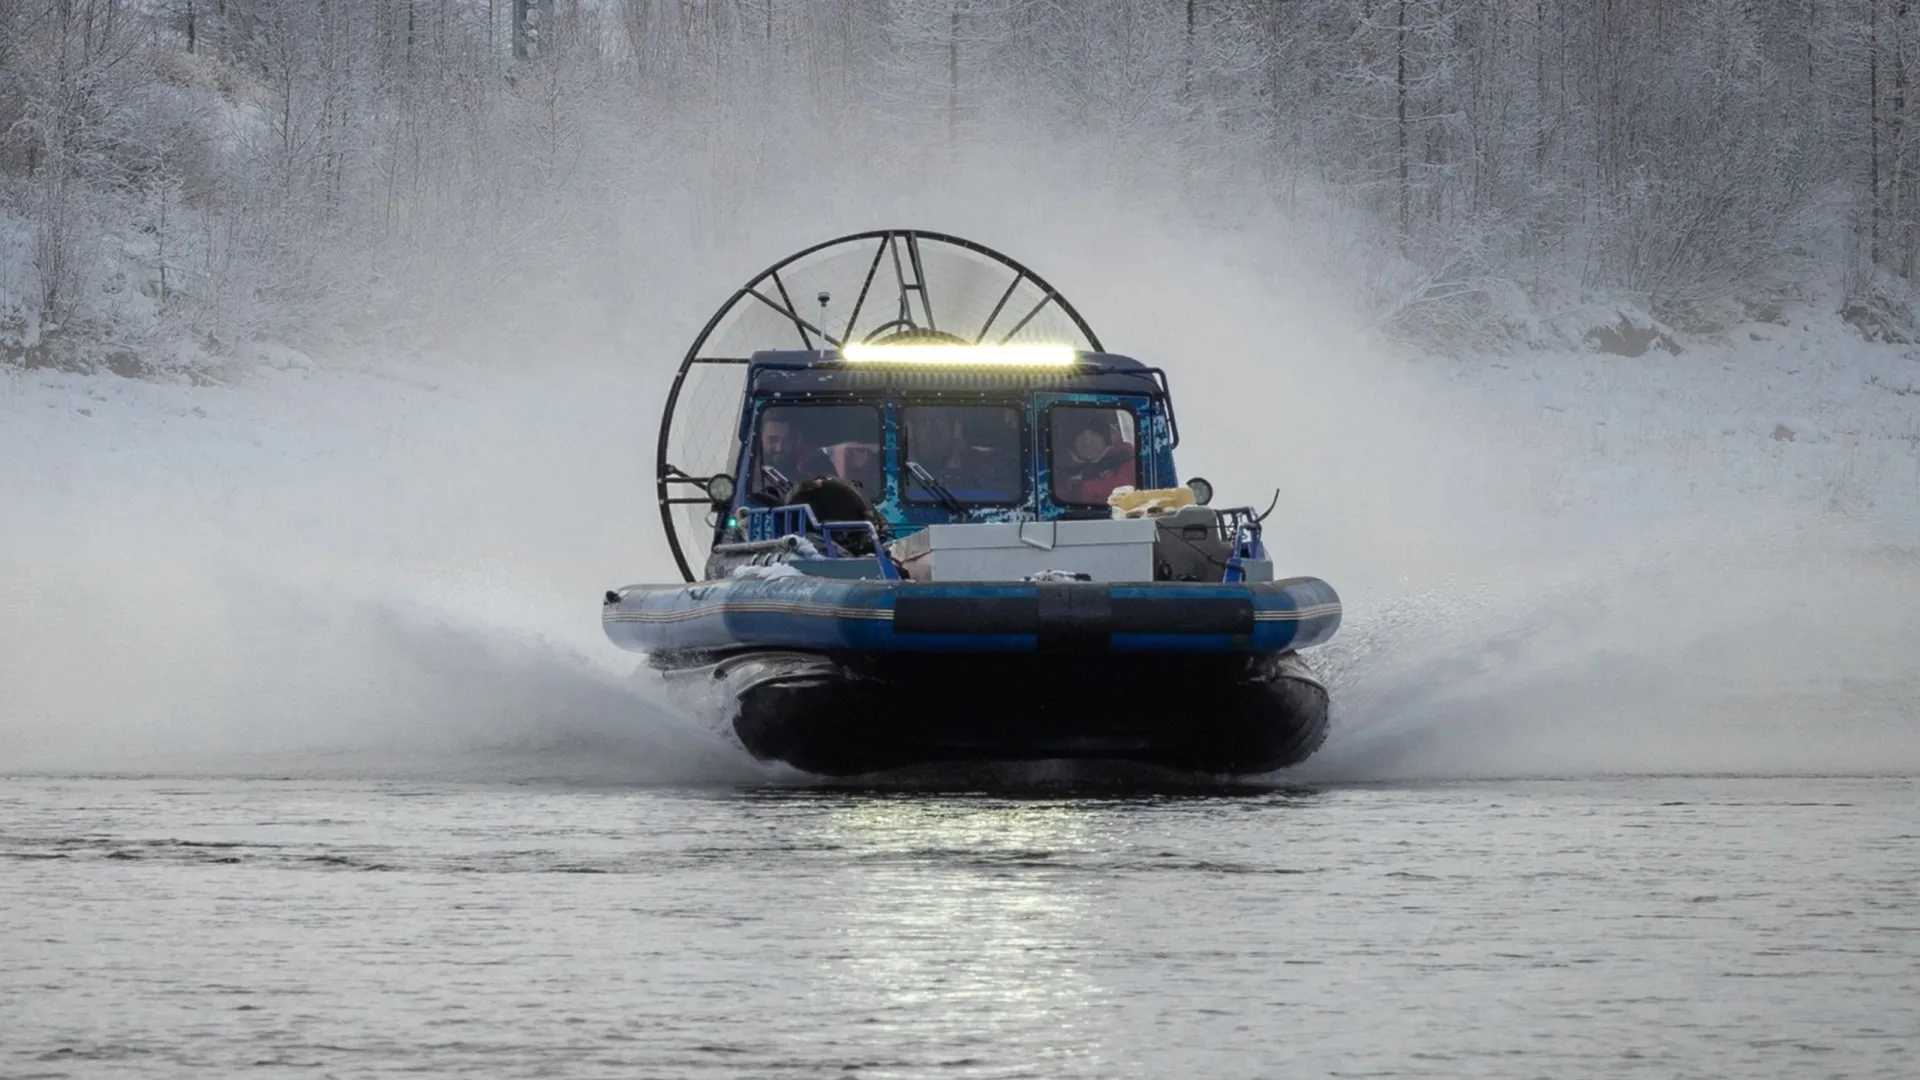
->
890, 519, 1160, 582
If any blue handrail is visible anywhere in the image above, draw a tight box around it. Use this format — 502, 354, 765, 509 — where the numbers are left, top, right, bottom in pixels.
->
744, 504, 818, 542
738, 505, 900, 580
1216, 506, 1268, 584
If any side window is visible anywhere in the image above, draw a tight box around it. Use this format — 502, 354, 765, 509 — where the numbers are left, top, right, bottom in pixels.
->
1049, 404, 1139, 506
752, 404, 881, 500
901, 404, 1025, 506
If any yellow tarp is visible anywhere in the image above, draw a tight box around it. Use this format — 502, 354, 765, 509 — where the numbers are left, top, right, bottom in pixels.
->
1106, 485, 1197, 518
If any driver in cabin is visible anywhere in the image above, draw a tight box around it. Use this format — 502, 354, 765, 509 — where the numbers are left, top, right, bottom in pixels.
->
756, 415, 831, 496
1055, 412, 1136, 504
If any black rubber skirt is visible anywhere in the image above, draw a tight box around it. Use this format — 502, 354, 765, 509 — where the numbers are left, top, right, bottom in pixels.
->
655, 648, 1330, 777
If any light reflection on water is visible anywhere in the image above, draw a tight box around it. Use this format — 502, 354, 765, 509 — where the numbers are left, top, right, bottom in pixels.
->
1, 776, 1914, 1079
813, 798, 1108, 1061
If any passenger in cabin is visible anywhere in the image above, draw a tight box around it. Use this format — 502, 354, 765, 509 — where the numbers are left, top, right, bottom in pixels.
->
1053, 409, 1137, 505
905, 407, 1022, 502
962, 411, 1024, 495
906, 413, 978, 487
819, 440, 881, 494
905, 412, 955, 472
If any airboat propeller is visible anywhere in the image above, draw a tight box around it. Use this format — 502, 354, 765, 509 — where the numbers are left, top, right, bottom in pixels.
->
655, 229, 1103, 582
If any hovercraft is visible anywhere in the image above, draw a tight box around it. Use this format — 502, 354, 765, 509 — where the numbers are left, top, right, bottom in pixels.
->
603, 230, 1341, 775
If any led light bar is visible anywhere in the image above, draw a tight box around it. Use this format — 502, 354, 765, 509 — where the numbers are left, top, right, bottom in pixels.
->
838, 343, 1079, 367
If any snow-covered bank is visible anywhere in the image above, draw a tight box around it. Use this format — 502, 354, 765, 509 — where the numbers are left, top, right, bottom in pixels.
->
1446, 313, 1920, 546
3, 305, 1916, 781
1286, 311, 1920, 780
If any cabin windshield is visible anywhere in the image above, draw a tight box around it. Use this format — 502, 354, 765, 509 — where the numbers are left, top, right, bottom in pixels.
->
1049, 404, 1139, 506
901, 404, 1025, 506
751, 404, 882, 500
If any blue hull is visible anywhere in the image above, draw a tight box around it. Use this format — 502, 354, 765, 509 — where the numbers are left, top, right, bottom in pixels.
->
603, 576, 1341, 656
605, 576, 1342, 775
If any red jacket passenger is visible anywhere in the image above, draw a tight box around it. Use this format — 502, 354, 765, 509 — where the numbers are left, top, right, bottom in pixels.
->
1055, 423, 1136, 505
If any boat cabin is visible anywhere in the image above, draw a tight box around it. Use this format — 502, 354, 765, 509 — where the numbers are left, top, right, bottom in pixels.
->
707, 345, 1181, 547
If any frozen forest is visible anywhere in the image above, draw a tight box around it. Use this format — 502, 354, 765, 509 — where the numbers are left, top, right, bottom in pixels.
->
6, 0, 1920, 369
4, 1, 1919, 784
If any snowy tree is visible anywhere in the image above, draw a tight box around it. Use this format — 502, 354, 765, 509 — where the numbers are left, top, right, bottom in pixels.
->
8, 0, 1920, 366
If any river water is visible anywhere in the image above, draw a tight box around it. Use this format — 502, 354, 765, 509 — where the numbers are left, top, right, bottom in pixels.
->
3, 773, 1914, 1078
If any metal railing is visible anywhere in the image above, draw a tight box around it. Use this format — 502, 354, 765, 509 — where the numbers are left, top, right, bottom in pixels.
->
1215, 507, 1268, 584
737, 505, 900, 581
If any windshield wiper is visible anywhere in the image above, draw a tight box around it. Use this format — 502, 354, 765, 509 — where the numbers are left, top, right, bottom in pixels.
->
906, 461, 966, 515
759, 465, 793, 501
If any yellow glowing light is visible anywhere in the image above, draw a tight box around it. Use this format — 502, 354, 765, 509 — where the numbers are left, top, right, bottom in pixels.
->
839, 343, 1079, 367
